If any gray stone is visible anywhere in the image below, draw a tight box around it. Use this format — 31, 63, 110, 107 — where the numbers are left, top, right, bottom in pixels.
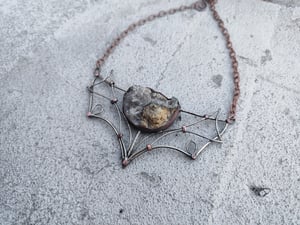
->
123, 85, 180, 132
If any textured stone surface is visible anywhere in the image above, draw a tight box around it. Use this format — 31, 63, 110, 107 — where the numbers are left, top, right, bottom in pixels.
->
0, 0, 300, 224
123, 85, 180, 132
262, 0, 300, 7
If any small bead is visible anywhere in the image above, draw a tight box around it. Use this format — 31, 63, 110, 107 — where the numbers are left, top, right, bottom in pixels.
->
226, 118, 235, 124
191, 154, 197, 160
111, 98, 118, 104
117, 133, 123, 139
87, 112, 92, 117
182, 126, 187, 133
146, 144, 152, 151
94, 68, 100, 77
122, 159, 129, 167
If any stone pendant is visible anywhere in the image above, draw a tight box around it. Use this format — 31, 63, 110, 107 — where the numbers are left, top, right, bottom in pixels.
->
123, 85, 181, 132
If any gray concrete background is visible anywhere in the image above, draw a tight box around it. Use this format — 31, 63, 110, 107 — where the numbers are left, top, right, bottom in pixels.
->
0, 0, 299, 224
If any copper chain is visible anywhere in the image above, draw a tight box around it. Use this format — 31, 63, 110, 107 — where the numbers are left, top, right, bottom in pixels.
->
94, 0, 240, 124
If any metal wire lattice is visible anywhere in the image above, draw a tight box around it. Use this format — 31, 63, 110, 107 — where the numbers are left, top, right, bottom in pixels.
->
87, 72, 228, 167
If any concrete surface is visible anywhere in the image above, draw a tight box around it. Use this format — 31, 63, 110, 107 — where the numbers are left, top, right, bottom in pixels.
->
0, 0, 299, 224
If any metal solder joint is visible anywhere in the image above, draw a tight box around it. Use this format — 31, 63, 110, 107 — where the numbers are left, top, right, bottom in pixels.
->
192, 0, 207, 11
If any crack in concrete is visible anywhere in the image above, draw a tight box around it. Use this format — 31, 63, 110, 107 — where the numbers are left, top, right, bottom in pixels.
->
262, 0, 300, 7
155, 34, 189, 89
0, 1, 100, 76
258, 75, 300, 95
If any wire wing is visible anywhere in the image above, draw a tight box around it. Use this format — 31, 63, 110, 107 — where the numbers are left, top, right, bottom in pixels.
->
87, 74, 228, 167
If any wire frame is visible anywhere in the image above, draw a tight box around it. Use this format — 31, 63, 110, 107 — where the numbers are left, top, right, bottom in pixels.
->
87, 71, 228, 167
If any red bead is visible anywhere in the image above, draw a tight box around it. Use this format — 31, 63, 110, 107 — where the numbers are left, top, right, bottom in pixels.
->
111, 98, 118, 104
146, 144, 152, 151
122, 159, 129, 167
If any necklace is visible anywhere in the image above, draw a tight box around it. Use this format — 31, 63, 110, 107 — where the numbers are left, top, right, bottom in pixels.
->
87, 0, 240, 167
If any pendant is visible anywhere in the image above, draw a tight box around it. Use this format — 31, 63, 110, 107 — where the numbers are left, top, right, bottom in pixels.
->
123, 85, 180, 132
86, 0, 238, 168
87, 73, 228, 167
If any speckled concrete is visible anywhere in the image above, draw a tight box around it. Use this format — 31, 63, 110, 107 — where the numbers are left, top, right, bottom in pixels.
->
0, 0, 299, 224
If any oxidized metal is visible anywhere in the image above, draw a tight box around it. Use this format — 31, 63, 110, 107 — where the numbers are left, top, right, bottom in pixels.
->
123, 85, 180, 132
87, 0, 240, 167
93, 0, 240, 124
87, 75, 228, 167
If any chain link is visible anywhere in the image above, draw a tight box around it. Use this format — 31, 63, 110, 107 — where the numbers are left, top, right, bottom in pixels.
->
94, 0, 240, 124
207, 0, 240, 123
